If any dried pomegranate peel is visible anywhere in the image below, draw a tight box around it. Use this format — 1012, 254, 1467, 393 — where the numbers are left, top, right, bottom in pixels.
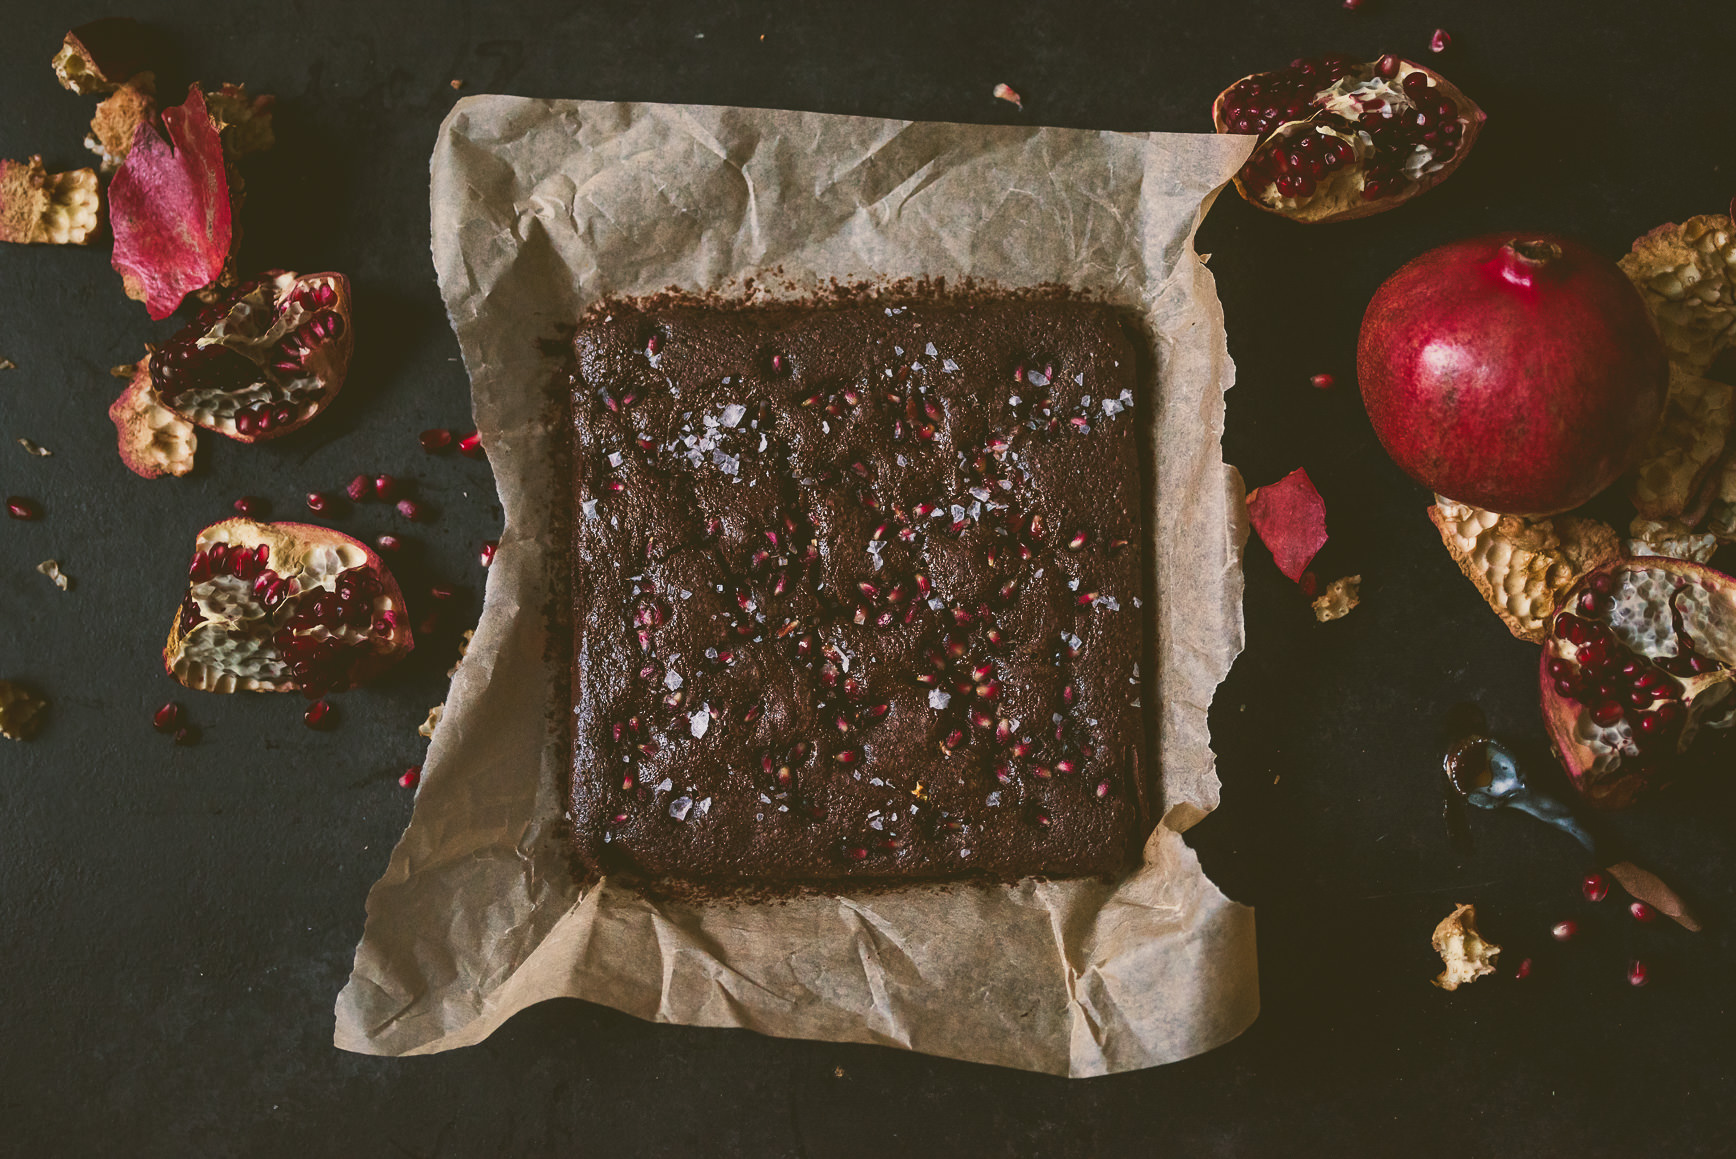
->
1246, 467, 1327, 581
0, 681, 48, 740
1312, 575, 1361, 622
0, 157, 100, 245
1541, 557, 1736, 809
109, 84, 234, 319
165, 519, 413, 697
1628, 517, 1717, 565
206, 83, 276, 160
1629, 365, 1733, 521
1431, 903, 1498, 991
147, 270, 352, 443
1430, 499, 1620, 643
109, 355, 196, 479
52, 17, 154, 95
1620, 213, 1736, 376
1212, 53, 1484, 224
87, 73, 158, 173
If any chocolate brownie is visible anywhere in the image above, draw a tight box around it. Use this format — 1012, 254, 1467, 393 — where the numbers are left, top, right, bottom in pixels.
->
569, 299, 1147, 883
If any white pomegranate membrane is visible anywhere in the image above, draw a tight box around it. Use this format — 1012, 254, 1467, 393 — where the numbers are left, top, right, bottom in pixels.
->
1214, 54, 1481, 221
1543, 560, 1736, 803
167, 520, 411, 697
149, 271, 350, 439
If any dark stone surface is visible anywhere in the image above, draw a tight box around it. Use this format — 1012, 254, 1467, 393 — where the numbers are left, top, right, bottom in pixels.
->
2, 1, 1733, 1155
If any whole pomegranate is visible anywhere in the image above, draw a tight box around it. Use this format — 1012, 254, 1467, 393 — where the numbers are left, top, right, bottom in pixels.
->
1359, 234, 1668, 515
1541, 557, 1736, 808
165, 518, 412, 698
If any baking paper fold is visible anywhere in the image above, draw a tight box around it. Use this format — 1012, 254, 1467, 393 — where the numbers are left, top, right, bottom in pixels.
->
335, 98, 1257, 1076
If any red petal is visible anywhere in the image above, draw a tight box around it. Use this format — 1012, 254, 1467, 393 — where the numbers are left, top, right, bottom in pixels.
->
109, 85, 232, 320
1246, 468, 1328, 582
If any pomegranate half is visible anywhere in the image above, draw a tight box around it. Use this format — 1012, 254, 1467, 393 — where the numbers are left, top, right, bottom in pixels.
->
1359, 234, 1669, 515
165, 518, 412, 698
1541, 557, 1736, 809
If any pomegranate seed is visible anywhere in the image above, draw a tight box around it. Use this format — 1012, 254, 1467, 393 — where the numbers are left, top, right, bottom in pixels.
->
1629, 901, 1657, 923
1375, 53, 1401, 78
399, 765, 422, 789
6, 496, 40, 520
1582, 872, 1609, 902
373, 474, 398, 501
1429, 28, 1451, 52
420, 428, 453, 452
153, 703, 182, 732
834, 749, 859, 764
306, 492, 330, 513
304, 699, 336, 728
376, 534, 403, 553
459, 430, 484, 458
1513, 957, 1533, 980
428, 585, 455, 601
1551, 920, 1578, 941
846, 845, 868, 861
396, 499, 422, 521
232, 496, 266, 518
1341, 0, 1361, 9
1627, 960, 1650, 987
346, 474, 371, 502
1310, 373, 1334, 389
1066, 530, 1087, 551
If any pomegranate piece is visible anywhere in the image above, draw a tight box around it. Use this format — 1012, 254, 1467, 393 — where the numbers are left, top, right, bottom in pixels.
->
1310, 574, 1361, 622
1360, 234, 1668, 515
1629, 366, 1733, 521
0, 681, 48, 741
1211, 53, 1484, 224
1618, 213, 1736, 375
1541, 557, 1736, 809
87, 74, 158, 173
163, 518, 413, 698
205, 83, 276, 160
1431, 903, 1499, 990
1429, 499, 1620, 642
0, 157, 100, 245
52, 18, 154, 94
1628, 517, 1717, 565
109, 356, 197, 479
109, 85, 234, 319
146, 270, 353, 444
1245, 467, 1327, 582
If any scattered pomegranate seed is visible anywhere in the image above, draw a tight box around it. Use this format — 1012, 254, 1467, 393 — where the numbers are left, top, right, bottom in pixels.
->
846, 845, 868, 861
376, 534, 403, 554
396, 499, 421, 521
152, 703, 182, 732
399, 765, 421, 789
420, 428, 454, 452
479, 540, 498, 567
306, 492, 331, 513
373, 474, 398, 501
429, 584, 454, 601
1513, 957, 1533, 980
232, 496, 266, 519
345, 474, 371, 502
1582, 871, 1610, 901
1629, 901, 1657, 923
1626, 960, 1650, 987
459, 430, 484, 458
6, 496, 39, 520
1551, 919, 1578, 941
1430, 28, 1452, 52
304, 699, 336, 728
1341, 0, 1362, 8
1310, 373, 1335, 389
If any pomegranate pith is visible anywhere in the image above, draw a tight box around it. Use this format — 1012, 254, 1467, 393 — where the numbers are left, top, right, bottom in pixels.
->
1360, 234, 1668, 515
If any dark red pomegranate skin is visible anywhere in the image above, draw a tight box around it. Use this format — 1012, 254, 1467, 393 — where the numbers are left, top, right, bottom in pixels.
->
1358, 233, 1668, 515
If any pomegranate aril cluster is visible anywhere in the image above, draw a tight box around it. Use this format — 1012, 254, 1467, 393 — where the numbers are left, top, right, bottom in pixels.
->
1548, 576, 1689, 743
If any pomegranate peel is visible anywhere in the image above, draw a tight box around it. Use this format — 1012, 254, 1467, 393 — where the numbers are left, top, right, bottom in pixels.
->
206, 83, 276, 159
1630, 366, 1733, 520
109, 84, 234, 319
108, 356, 196, 479
87, 73, 158, 173
148, 270, 352, 443
0, 681, 47, 740
1430, 499, 1620, 643
1212, 53, 1484, 224
1361, 234, 1669, 515
52, 18, 153, 95
164, 518, 413, 697
1619, 214, 1736, 375
1541, 557, 1736, 809
0, 157, 100, 245
1311, 575, 1361, 622
1628, 517, 1717, 565
1431, 903, 1499, 991
1245, 467, 1327, 581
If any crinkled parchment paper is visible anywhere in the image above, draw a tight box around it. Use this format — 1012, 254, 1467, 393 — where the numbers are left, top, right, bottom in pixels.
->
335, 98, 1257, 1076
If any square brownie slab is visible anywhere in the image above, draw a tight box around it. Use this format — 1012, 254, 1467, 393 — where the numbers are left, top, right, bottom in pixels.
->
570, 299, 1146, 883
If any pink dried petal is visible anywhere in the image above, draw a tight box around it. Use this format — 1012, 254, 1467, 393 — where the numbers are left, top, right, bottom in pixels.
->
1246, 467, 1328, 581
108, 85, 233, 320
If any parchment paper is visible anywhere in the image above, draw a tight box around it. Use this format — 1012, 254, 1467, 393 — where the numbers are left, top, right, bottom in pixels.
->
335, 98, 1258, 1076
